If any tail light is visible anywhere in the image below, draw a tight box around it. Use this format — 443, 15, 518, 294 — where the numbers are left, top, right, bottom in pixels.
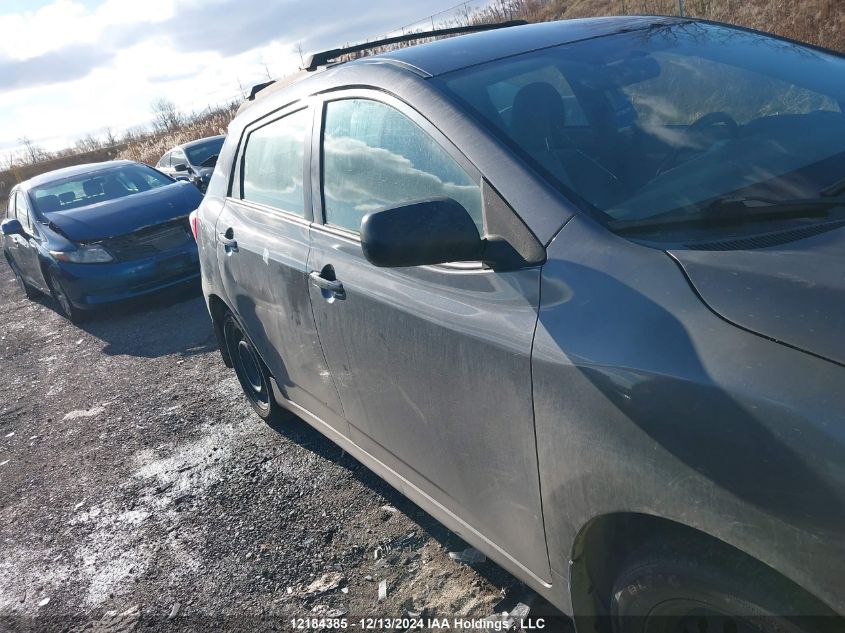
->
189, 210, 199, 241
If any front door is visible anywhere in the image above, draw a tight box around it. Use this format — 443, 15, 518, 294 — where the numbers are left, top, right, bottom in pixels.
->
10, 192, 43, 287
216, 106, 343, 427
307, 95, 550, 580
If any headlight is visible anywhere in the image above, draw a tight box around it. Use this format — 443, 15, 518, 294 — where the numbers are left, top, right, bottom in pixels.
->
50, 244, 114, 263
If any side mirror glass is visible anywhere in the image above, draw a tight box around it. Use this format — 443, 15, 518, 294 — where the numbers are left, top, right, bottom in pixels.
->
173, 163, 188, 172
361, 198, 483, 268
1, 218, 23, 236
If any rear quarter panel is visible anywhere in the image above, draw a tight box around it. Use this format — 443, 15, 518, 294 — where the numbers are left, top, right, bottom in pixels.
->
197, 130, 239, 310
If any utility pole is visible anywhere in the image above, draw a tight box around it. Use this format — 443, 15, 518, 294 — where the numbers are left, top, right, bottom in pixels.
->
678, 0, 685, 16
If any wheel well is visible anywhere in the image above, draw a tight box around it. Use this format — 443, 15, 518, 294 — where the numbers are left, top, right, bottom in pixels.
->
207, 294, 233, 367
569, 512, 834, 631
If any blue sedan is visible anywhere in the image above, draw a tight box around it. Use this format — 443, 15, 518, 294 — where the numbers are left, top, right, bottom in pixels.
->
1, 160, 203, 322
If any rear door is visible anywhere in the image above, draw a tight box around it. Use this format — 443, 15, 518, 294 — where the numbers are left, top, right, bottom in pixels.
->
215, 104, 344, 428
307, 93, 551, 581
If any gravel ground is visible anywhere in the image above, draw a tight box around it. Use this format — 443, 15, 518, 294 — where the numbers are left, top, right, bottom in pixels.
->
0, 273, 569, 632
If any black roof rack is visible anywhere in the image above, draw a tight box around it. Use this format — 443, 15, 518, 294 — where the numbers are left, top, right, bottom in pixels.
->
248, 79, 276, 100
303, 20, 527, 72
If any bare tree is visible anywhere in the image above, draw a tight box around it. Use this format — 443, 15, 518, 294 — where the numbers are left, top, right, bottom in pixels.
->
74, 133, 103, 153
103, 127, 118, 147
262, 60, 273, 79
236, 78, 248, 100
17, 136, 49, 165
1, 150, 18, 171
121, 125, 147, 144
293, 41, 305, 68
151, 98, 183, 134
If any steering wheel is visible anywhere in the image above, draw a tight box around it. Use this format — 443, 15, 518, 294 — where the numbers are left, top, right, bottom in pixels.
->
655, 111, 739, 176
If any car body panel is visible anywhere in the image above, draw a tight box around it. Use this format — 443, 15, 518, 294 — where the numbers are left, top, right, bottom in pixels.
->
670, 226, 845, 366
44, 181, 203, 241
3, 190, 46, 290
214, 199, 345, 425
307, 225, 552, 581
533, 214, 845, 615
56, 240, 199, 306
6, 228, 50, 293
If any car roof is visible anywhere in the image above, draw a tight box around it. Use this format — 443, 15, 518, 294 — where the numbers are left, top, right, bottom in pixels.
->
241, 16, 684, 113
367, 15, 685, 77
178, 134, 226, 151
21, 160, 138, 190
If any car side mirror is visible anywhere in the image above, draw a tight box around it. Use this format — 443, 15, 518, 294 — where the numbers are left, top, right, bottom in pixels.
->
361, 198, 483, 268
1, 218, 23, 236
173, 163, 188, 172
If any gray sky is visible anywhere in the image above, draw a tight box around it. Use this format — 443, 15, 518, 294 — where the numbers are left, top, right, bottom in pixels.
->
0, 0, 486, 160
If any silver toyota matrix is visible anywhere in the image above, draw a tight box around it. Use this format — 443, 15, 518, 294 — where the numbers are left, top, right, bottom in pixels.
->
194, 17, 845, 633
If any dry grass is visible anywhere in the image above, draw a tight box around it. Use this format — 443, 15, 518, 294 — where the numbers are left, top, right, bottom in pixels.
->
476, 0, 844, 53
116, 103, 238, 167
0, 103, 237, 210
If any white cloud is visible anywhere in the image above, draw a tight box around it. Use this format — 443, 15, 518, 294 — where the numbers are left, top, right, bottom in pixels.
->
0, 0, 175, 60
0, 0, 468, 162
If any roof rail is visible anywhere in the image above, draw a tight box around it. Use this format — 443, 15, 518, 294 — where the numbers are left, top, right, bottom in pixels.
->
248, 79, 276, 100
303, 20, 527, 72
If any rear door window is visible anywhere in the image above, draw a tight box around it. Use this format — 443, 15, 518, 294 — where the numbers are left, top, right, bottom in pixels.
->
241, 108, 309, 216
321, 98, 482, 234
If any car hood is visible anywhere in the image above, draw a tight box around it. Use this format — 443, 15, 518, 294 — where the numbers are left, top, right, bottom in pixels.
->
44, 182, 203, 241
670, 224, 845, 366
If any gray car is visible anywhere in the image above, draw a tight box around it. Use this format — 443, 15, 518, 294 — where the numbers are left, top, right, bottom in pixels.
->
156, 134, 225, 192
195, 17, 845, 633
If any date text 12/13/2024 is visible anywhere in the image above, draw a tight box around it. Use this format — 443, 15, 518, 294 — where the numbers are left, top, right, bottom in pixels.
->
290, 617, 547, 630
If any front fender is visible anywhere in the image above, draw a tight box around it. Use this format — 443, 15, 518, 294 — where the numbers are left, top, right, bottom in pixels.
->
533, 214, 845, 615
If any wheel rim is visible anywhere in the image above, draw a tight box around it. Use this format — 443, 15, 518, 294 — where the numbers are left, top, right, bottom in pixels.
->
645, 600, 764, 633
225, 317, 270, 410
237, 339, 264, 393
49, 272, 73, 316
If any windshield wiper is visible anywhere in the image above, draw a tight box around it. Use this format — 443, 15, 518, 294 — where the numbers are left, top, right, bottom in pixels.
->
200, 154, 219, 168
610, 195, 845, 234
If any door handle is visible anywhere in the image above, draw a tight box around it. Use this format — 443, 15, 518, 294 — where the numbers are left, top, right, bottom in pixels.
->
309, 271, 345, 297
219, 228, 238, 252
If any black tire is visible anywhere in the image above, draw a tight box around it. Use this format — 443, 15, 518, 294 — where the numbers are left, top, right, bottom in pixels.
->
46, 268, 84, 323
610, 538, 839, 633
222, 311, 284, 422
6, 256, 39, 299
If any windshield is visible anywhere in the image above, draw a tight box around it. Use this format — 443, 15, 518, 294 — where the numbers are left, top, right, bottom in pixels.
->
438, 22, 845, 240
184, 137, 224, 167
31, 164, 174, 214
